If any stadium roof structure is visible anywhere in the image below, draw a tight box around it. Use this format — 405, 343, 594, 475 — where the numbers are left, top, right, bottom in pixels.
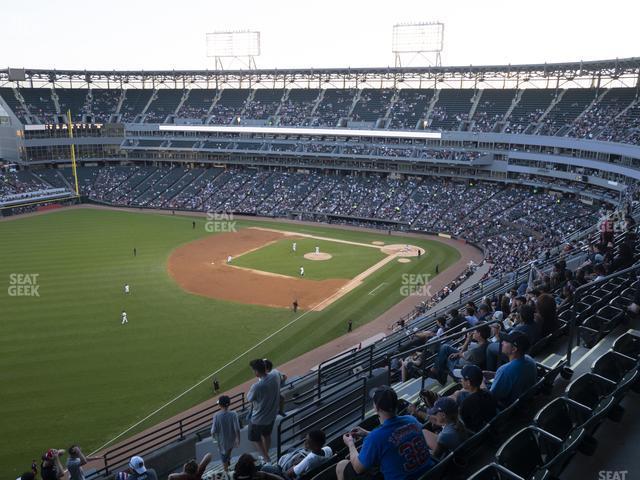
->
2, 57, 639, 89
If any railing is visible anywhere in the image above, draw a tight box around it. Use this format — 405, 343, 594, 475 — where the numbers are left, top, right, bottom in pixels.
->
88, 392, 245, 478
277, 377, 367, 458
566, 260, 640, 365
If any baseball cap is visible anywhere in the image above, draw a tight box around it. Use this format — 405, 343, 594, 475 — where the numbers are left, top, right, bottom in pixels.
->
492, 311, 504, 322
427, 397, 458, 416
129, 456, 146, 474
369, 386, 398, 413
460, 365, 484, 387
218, 395, 231, 407
44, 449, 58, 461
502, 331, 531, 353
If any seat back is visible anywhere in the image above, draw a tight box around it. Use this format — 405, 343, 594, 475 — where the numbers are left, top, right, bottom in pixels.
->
534, 398, 576, 439
566, 373, 616, 409
613, 332, 640, 359
467, 463, 528, 480
592, 350, 637, 383
496, 428, 545, 478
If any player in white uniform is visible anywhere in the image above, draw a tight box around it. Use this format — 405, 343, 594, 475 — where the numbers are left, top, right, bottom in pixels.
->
121, 310, 128, 325
292, 242, 297, 252
299, 266, 305, 277
315, 246, 320, 254
124, 283, 130, 294
227, 255, 232, 264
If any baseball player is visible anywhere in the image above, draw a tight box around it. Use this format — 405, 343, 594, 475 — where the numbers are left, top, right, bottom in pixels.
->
124, 283, 130, 295
315, 246, 320, 254
227, 255, 232, 264
121, 310, 128, 325
292, 242, 297, 253
299, 266, 305, 277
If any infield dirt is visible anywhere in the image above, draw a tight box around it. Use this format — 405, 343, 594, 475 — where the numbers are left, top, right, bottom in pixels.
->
168, 228, 421, 310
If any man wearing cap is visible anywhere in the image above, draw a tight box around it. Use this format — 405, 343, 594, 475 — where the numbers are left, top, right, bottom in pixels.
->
487, 331, 537, 408
127, 456, 158, 480
211, 395, 241, 475
40, 449, 65, 480
423, 398, 467, 458
336, 386, 435, 480
456, 365, 497, 432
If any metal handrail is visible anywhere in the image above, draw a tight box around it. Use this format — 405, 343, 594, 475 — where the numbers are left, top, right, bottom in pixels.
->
566, 260, 640, 365
89, 392, 245, 477
276, 377, 367, 458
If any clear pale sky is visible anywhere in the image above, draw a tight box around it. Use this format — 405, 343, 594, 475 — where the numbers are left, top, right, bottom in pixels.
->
1, 0, 638, 70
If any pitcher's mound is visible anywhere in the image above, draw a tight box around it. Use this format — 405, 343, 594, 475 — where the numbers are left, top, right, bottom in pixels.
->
304, 252, 332, 261
381, 244, 423, 257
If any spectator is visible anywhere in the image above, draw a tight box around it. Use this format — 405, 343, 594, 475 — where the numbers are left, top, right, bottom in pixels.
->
535, 294, 559, 337
127, 456, 158, 480
456, 365, 497, 432
67, 445, 100, 480
429, 323, 491, 385
488, 332, 537, 408
40, 449, 65, 480
262, 430, 333, 479
336, 386, 435, 480
211, 395, 241, 475
168, 453, 212, 480
265, 358, 287, 415
234, 454, 283, 480
423, 397, 468, 458
247, 359, 281, 462
486, 303, 541, 371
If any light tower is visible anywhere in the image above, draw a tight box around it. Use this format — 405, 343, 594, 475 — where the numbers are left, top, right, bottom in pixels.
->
206, 30, 261, 70
392, 22, 444, 67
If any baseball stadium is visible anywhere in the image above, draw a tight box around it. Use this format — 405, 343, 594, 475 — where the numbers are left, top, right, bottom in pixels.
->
2, 3, 640, 480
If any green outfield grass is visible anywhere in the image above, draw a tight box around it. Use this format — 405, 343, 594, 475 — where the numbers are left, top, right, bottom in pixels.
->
0, 208, 460, 476
233, 237, 386, 280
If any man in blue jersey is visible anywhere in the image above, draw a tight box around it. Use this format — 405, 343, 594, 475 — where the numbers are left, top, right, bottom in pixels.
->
488, 331, 537, 408
336, 386, 436, 480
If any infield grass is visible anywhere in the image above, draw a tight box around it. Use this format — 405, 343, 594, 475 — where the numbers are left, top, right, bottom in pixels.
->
233, 236, 386, 280
0, 208, 460, 475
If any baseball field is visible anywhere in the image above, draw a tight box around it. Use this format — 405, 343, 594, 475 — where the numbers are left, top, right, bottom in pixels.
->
0, 207, 461, 476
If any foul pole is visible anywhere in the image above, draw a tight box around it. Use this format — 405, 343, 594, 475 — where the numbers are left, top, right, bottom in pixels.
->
66, 110, 80, 197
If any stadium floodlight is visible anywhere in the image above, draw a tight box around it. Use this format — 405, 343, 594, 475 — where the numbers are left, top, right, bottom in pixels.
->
392, 22, 444, 67
206, 30, 261, 70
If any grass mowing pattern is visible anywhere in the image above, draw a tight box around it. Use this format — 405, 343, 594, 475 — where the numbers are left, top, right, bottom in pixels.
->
0, 209, 460, 475
233, 237, 386, 280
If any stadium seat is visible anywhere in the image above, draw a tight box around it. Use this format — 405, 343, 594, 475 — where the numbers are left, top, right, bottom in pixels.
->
591, 350, 639, 395
565, 372, 620, 423
452, 424, 491, 467
495, 426, 581, 479
533, 397, 597, 455
612, 331, 640, 359
467, 463, 535, 480
419, 452, 453, 480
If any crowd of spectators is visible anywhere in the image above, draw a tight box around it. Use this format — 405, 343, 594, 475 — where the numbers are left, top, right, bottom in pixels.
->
80, 167, 610, 279
3, 87, 639, 147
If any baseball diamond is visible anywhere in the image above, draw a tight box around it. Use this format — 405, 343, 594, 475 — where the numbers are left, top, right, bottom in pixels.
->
2, 6, 639, 478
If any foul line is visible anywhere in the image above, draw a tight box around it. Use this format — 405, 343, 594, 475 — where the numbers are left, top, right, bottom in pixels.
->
368, 283, 388, 295
89, 281, 352, 456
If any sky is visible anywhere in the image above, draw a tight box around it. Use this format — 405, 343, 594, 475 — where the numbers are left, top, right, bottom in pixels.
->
1, 0, 638, 71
